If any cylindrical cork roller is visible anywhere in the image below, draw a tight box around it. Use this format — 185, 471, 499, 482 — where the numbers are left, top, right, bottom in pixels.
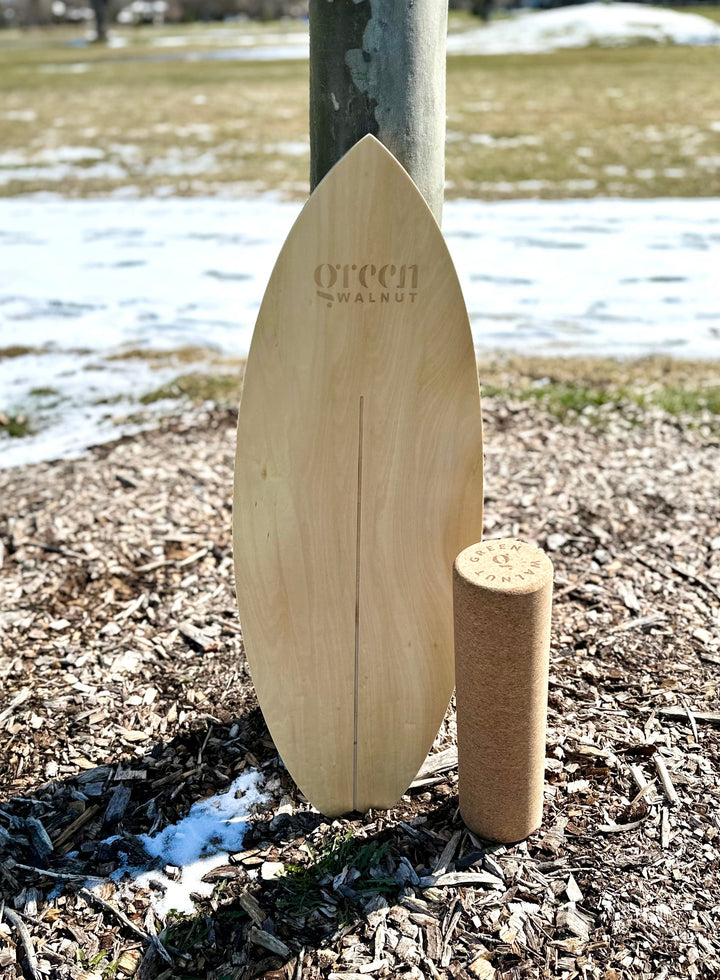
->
453, 538, 553, 843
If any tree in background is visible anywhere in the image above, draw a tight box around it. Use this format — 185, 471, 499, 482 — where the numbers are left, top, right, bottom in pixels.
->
91, 0, 108, 39
451, 0, 495, 21
472, 0, 493, 22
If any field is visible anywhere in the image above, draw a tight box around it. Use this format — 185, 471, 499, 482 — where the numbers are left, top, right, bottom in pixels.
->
1, 16, 720, 199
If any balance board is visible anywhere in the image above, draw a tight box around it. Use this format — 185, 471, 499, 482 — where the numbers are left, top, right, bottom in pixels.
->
233, 135, 483, 817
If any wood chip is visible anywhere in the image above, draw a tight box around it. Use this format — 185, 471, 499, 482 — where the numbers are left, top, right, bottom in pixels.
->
423, 870, 503, 889
468, 956, 496, 979
238, 890, 266, 926
432, 829, 462, 874
53, 804, 102, 849
412, 746, 457, 784
103, 784, 132, 825
556, 905, 591, 942
25, 818, 53, 861
661, 807, 671, 848
659, 707, 720, 728
565, 874, 584, 904
1, 906, 42, 980
358, 960, 390, 974
247, 926, 291, 958
117, 948, 143, 976
424, 921, 442, 961
178, 621, 219, 652
260, 861, 284, 880
653, 754, 680, 805
598, 817, 647, 834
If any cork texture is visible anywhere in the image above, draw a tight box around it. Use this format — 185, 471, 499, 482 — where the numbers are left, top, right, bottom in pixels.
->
453, 539, 553, 843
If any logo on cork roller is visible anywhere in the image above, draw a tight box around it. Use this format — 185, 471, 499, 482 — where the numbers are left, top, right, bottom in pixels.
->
314, 263, 419, 308
469, 541, 543, 584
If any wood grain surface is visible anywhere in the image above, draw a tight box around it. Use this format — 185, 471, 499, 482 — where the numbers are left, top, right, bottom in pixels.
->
233, 135, 483, 816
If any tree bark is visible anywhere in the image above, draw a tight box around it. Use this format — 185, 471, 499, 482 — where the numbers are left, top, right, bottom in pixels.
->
309, 0, 448, 223
91, 0, 109, 42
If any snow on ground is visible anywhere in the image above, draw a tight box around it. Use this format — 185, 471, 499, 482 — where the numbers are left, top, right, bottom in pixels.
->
106, 769, 267, 916
0, 140, 311, 190
88, 3, 720, 63
1, 195, 719, 469
447, 2, 720, 57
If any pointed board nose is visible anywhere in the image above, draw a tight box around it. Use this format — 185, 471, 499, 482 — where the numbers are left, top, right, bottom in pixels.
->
233, 135, 483, 817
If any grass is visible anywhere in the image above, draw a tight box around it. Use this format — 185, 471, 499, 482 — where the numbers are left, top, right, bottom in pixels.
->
28, 385, 60, 396
0, 29, 309, 198
679, 5, 720, 21
277, 829, 400, 916
139, 369, 243, 406
106, 344, 230, 364
0, 412, 33, 437
481, 355, 720, 426
0, 345, 44, 360
445, 45, 720, 199
131, 352, 720, 428
0, 19, 719, 199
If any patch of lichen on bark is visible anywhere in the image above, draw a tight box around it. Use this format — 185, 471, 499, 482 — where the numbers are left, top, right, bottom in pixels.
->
309, 0, 379, 190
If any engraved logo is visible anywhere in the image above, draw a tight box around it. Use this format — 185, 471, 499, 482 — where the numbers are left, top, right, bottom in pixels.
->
468, 541, 544, 584
314, 263, 419, 308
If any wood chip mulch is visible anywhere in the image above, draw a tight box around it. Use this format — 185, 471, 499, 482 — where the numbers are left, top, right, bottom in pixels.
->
1, 393, 719, 980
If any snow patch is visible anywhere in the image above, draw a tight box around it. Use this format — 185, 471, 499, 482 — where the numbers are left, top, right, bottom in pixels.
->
39, 62, 90, 74
3, 109, 37, 122
447, 2, 720, 56
110, 770, 268, 917
1, 196, 719, 469
116, 4, 720, 62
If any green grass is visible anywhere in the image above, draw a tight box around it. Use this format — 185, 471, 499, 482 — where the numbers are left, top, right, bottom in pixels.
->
678, 5, 720, 22
481, 355, 720, 426
127, 354, 720, 427
0, 412, 33, 437
0, 20, 719, 199
139, 370, 243, 406
277, 830, 400, 916
29, 385, 60, 396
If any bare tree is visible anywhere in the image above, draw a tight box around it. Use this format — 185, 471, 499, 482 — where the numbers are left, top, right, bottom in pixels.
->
309, 0, 448, 223
91, 0, 109, 41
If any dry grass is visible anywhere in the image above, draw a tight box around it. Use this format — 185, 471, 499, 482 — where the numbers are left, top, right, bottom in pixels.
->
0, 42, 310, 197
480, 353, 720, 389
446, 45, 720, 199
1, 21, 719, 199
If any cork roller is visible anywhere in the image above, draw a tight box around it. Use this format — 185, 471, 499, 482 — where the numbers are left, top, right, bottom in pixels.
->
453, 538, 553, 843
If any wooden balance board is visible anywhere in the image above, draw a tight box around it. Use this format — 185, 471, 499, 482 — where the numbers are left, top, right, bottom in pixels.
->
233, 134, 483, 817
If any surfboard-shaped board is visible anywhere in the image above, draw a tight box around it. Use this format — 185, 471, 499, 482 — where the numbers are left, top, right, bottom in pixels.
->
233, 135, 483, 817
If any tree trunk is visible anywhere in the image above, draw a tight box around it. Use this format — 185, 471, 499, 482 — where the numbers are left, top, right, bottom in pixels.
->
309, 0, 448, 223
92, 0, 109, 42
472, 0, 493, 23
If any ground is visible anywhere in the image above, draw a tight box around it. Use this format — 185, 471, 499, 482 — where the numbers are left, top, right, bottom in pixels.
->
1, 13, 720, 978
1, 364, 719, 979
1, 19, 720, 199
